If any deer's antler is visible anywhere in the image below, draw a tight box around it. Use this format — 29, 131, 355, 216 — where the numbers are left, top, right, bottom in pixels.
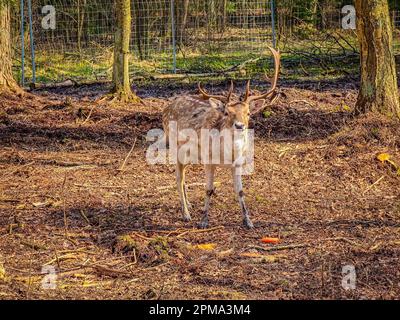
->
198, 81, 234, 103
244, 47, 281, 103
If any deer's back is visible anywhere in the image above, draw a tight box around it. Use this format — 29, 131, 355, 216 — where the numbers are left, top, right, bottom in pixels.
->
163, 95, 224, 134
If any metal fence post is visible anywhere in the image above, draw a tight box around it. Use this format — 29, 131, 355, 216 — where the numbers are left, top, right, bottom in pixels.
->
28, 0, 36, 85
170, 0, 177, 74
270, 0, 276, 48
20, 0, 25, 87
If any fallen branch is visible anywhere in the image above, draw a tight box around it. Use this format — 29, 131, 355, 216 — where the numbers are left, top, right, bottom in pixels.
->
118, 138, 137, 172
74, 183, 127, 189
61, 173, 68, 237
79, 210, 91, 225
176, 226, 225, 238
250, 237, 361, 253
129, 226, 225, 239
288, 99, 316, 108
249, 243, 309, 252
131, 232, 155, 241
299, 60, 310, 76
92, 265, 133, 278
320, 237, 361, 247
363, 176, 385, 195
222, 57, 264, 73
34, 159, 99, 168
18, 238, 48, 251
44, 253, 82, 266
29, 79, 77, 90
0, 161, 35, 179
144, 262, 169, 271
80, 104, 97, 125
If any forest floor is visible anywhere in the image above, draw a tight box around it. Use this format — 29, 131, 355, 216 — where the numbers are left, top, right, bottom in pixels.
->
0, 79, 400, 300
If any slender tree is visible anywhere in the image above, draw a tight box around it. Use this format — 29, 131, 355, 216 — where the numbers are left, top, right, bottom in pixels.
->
179, 0, 190, 45
355, 0, 400, 119
0, 0, 20, 93
112, 0, 140, 102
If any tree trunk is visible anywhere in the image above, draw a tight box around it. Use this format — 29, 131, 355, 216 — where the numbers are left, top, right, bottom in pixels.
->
179, 0, 190, 46
133, 0, 150, 60
0, 2, 19, 93
311, 0, 319, 29
77, 0, 87, 55
355, 0, 400, 119
221, 0, 227, 32
112, 0, 140, 103
319, 0, 327, 30
159, 1, 170, 38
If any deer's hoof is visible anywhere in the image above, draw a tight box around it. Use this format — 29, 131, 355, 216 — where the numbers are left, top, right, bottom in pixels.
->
182, 214, 192, 222
243, 218, 254, 229
198, 217, 209, 229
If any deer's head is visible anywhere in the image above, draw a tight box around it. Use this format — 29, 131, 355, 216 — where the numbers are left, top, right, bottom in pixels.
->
198, 47, 281, 131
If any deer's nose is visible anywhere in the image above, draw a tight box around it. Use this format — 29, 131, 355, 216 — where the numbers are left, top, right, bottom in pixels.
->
235, 122, 245, 130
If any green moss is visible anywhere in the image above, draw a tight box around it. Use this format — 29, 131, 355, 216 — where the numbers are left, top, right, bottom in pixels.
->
370, 127, 380, 139
262, 110, 273, 118
117, 235, 137, 251
255, 194, 269, 205
149, 236, 170, 258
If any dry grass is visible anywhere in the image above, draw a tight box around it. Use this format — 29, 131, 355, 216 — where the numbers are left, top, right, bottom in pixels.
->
0, 81, 399, 300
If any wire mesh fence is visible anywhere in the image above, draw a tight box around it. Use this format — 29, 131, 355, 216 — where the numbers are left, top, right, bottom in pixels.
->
9, 0, 400, 85
12, 0, 275, 84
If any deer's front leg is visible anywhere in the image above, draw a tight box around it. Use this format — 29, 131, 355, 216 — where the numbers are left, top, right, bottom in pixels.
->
177, 162, 191, 222
198, 165, 216, 229
232, 168, 254, 229
183, 183, 192, 209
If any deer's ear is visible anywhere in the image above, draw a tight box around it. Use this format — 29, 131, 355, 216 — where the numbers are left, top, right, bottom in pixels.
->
209, 98, 224, 109
250, 99, 266, 115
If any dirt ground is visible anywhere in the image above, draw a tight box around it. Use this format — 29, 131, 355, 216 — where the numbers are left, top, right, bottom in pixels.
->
0, 80, 400, 300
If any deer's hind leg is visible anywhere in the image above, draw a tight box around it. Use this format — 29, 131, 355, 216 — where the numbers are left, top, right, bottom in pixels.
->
176, 162, 191, 222
183, 184, 192, 209
198, 164, 216, 229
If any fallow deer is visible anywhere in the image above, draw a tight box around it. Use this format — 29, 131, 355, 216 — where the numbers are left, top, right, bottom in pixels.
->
162, 47, 281, 229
